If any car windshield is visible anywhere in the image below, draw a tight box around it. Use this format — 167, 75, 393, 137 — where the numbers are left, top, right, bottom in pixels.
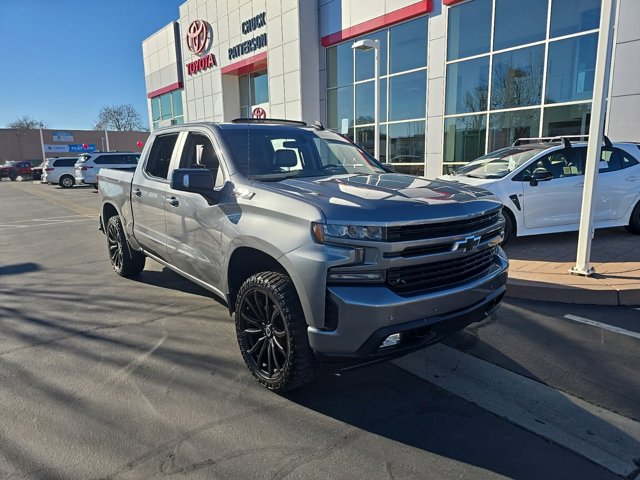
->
454, 147, 544, 179
218, 126, 385, 181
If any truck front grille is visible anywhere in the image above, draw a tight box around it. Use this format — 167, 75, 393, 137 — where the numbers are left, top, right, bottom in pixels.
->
387, 247, 497, 296
386, 209, 502, 242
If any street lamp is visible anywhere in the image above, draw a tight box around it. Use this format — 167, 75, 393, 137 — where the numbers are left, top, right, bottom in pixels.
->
352, 39, 380, 161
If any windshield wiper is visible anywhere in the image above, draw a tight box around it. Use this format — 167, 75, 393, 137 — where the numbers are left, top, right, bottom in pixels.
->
250, 171, 305, 182
461, 173, 486, 179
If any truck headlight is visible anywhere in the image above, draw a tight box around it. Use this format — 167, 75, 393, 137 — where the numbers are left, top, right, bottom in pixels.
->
327, 270, 386, 283
312, 222, 385, 243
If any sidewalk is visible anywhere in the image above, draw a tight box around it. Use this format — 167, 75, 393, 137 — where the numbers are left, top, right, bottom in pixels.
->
504, 227, 640, 306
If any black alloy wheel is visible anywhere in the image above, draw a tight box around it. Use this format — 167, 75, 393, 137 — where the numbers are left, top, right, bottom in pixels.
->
106, 215, 145, 277
235, 272, 317, 391
626, 201, 640, 234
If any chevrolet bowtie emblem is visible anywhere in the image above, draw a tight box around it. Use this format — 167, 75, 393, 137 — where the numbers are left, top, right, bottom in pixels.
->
451, 235, 481, 253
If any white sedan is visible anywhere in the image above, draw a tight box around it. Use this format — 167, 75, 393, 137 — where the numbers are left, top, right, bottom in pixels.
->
439, 139, 640, 243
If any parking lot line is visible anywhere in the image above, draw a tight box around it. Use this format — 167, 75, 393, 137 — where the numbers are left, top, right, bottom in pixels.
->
563, 314, 640, 340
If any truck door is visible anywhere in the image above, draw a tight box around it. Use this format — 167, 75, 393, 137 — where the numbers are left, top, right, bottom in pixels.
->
165, 131, 227, 290
131, 132, 181, 261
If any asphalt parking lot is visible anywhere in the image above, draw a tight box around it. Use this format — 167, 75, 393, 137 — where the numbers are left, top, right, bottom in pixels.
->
0, 180, 637, 479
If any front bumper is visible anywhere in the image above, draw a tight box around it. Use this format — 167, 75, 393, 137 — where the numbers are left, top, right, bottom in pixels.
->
308, 249, 508, 364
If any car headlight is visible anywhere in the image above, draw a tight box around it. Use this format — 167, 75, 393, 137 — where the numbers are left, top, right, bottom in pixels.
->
312, 222, 385, 242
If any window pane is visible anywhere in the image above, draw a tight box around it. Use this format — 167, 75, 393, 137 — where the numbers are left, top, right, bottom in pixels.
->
239, 75, 250, 107
251, 71, 269, 105
388, 121, 425, 165
355, 30, 387, 81
355, 125, 388, 163
444, 114, 487, 163
389, 17, 427, 73
355, 78, 387, 125
551, 0, 600, 38
445, 57, 489, 115
151, 97, 161, 122
172, 90, 183, 117
494, 0, 548, 51
327, 42, 353, 88
546, 34, 598, 104
389, 70, 426, 121
542, 103, 591, 137
489, 109, 540, 151
447, 0, 491, 61
160, 93, 172, 120
327, 86, 353, 130
491, 45, 544, 110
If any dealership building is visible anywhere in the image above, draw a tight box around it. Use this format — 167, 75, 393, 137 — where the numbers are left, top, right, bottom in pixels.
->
142, 0, 640, 177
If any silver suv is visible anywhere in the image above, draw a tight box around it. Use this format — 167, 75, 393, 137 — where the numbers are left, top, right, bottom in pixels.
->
75, 152, 140, 189
98, 120, 509, 391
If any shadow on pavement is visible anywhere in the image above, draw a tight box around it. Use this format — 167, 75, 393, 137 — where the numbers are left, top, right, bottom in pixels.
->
0, 262, 41, 276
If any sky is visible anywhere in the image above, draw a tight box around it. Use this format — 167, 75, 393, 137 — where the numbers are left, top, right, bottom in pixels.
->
0, 0, 183, 130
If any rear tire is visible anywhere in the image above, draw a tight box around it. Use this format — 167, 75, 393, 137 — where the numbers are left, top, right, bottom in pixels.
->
501, 209, 516, 245
9, 173, 16, 181
625, 201, 640, 234
59, 175, 75, 188
235, 272, 318, 392
106, 216, 145, 277
92, 184, 98, 190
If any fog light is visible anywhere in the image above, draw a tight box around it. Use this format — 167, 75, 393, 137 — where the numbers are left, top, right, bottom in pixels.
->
380, 333, 401, 348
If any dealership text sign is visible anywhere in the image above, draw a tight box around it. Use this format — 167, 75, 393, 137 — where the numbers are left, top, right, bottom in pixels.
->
229, 12, 267, 60
187, 53, 217, 75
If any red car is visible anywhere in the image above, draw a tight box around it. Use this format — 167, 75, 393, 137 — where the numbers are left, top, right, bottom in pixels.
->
0, 161, 34, 181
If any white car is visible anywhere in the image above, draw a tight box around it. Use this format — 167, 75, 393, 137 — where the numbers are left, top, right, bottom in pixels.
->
42, 157, 78, 188
75, 152, 140, 189
439, 137, 640, 242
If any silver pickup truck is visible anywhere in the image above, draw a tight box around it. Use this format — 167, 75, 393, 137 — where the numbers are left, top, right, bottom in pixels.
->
98, 119, 509, 391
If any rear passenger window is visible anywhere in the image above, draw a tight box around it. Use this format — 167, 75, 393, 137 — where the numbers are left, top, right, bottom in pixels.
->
146, 134, 179, 179
93, 156, 106, 165
59, 158, 76, 167
598, 149, 622, 173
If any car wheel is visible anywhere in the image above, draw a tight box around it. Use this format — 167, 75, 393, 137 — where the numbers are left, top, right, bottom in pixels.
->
106, 216, 145, 277
59, 175, 75, 188
501, 209, 516, 245
235, 272, 318, 392
92, 184, 98, 190
625, 201, 640, 234
9, 173, 17, 181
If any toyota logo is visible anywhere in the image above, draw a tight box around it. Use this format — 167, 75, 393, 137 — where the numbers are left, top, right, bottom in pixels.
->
186, 20, 210, 55
252, 107, 266, 119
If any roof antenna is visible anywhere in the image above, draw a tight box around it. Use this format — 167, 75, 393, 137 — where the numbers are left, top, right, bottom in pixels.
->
562, 137, 572, 149
313, 121, 325, 130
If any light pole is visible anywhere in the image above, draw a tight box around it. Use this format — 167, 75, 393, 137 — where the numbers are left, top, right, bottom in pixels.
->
352, 39, 380, 161
38, 122, 46, 165
570, 0, 617, 276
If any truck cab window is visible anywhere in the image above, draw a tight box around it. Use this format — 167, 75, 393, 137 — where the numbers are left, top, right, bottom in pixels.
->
179, 133, 223, 187
146, 133, 179, 179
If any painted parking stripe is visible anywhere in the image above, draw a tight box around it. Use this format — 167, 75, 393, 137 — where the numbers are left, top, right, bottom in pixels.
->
563, 314, 640, 340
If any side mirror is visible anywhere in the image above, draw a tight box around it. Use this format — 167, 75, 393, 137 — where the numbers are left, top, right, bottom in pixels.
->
530, 170, 553, 186
171, 168, 214, 193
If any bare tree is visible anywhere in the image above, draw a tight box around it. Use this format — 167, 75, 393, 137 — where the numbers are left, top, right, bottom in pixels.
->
94, 104, 144, 131
7, 115, 46, 129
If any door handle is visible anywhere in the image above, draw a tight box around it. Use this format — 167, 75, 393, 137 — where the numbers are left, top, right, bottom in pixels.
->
166, 196, 179, 207
626, 176, 638, 182
574, 183, 584, 188
133, 188, 142, 197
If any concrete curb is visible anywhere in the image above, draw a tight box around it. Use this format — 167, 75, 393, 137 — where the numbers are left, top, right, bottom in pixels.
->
393, 345, 640, 478
506, 277, 640, 306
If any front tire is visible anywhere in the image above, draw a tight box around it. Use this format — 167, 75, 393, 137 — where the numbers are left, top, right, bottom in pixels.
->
92, 184, 98, 190
106, 216, 145, 277
59, 175, 75, 188
9, 173, 16, 181
625, 201, 640, 234
235, 272, 318, 392
501, 209, 516, 245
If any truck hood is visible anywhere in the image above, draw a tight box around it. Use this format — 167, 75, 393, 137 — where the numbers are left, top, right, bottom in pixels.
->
437, 174, 497, 187
258, 173, 502, 224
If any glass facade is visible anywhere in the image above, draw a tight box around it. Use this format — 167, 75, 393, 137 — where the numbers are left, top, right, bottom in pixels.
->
326, 16, 428, 175
443, 0, 600, 172
151, 89, 184, 130
240, 70, 269, 117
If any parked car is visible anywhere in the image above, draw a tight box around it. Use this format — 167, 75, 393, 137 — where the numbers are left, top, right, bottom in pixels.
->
0, 161, 34, 181
75, 152, 140, 189
98, 120, 508, 392
439, 136, 640, 242
31, 163, 43, 181
42, 157, 79, 188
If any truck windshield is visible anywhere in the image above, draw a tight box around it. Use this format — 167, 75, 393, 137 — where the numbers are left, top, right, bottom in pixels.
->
454, 147, 543, 179
218, 126, 385, 181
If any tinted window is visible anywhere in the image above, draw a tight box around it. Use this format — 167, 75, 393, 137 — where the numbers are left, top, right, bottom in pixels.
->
179, 133, 221, 186
542, 103, 591, 137
355, 78, 387, 125
54, 158, 76, 167
389, 17, 427, 73
389, 70, 426, 121
581, 147, 640, 174
327, 42, 353, 89
93, 156, 107, 165
355, 30, 387, 81
494, 0, 548, 51
445, 57, 490, 115
551, 0, 600, 38
520, 149, 584, 180
489, 109, 540, 151
388, 121, 425, 165
444, 114, 487, 163
447, 0, 491, 61
546, 34, 597, 104
327, 86, 353, 130
491, 45, 544, 110
145, 134, 179, 179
